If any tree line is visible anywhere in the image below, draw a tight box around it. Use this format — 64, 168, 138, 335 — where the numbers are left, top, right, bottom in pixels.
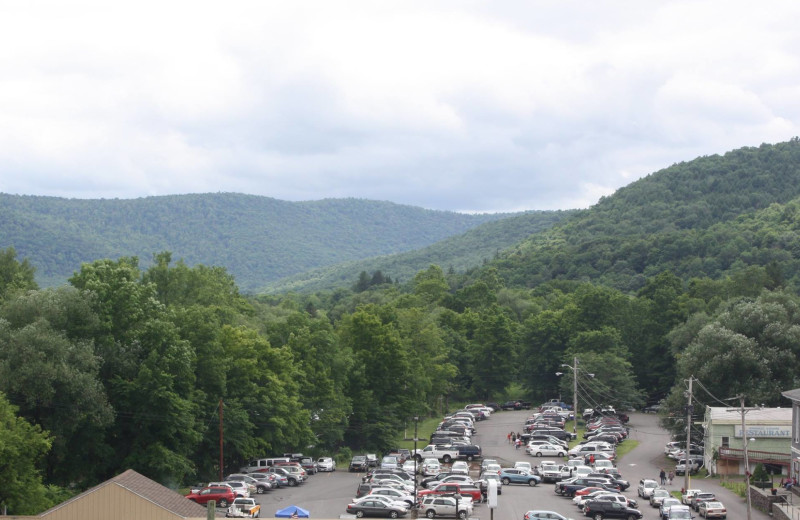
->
3, 241, 800, 513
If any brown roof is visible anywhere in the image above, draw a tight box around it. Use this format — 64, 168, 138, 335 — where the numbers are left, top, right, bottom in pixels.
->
41, 469, 211, 518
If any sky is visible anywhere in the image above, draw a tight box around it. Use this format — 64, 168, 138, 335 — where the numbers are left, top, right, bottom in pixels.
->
1, 1, 799, 213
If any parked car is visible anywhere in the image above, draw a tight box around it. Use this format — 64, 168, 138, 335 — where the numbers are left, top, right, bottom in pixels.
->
351, 456, 370, 472
498, 468, 541, 486
366, 487, 416, 507
381, 456, 400, 470
660, 498, 682, 519
456, 444, 482, 461
186, 486, 236, 508
527, 443, 567, 457
345, 498, 408, 518
650, 488, 671, 507
450, 461, 470, 475
523, 512, 572, 520
366, 454, 380, 467
422, 459, 441, 476
226, 474, 270, 494
225, 497, 261, 518
698, 500, 727, 518
582, 499, 643, 519
691, 492, 717, 511
637, 479, 658, 498
317, 457, 336, 472
419, 495, 472, 519
417, 482, 482, 503
424, 474, 473, 489
351, 495, 410, 513
667, 505, 693, 519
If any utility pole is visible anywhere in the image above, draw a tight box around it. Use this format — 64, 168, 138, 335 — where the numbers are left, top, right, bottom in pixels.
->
219, 398, 224, 481
684, 376, 693, 494
572, 356, 579, 434
727, 396, 757, 520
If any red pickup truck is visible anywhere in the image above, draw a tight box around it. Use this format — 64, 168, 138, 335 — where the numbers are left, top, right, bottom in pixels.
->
417, 483, 483, 503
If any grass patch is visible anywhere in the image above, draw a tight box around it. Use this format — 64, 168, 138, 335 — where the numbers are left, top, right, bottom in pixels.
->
721, 480, 747, 497
396, 416, 445, 451
615, 439, 640, 459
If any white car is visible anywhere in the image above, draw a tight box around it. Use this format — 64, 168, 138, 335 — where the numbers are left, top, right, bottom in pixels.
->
367, 487, 416, 507
528, 443, 567, 457
352, 494, 410, 512
514, 461, 533, 473
316, 457, 335, 472
450, 461, 470, 475
421, 459, 441, 476
638, 479, 659, 498
593, 459, 614, 471
402, 460, 417, 475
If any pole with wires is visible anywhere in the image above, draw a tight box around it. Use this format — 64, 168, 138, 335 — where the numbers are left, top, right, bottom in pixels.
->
683, 376, 693, 494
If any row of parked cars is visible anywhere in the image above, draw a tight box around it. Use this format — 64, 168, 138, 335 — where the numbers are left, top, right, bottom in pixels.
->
185, 453, 338, 516
638, 478, 726, 518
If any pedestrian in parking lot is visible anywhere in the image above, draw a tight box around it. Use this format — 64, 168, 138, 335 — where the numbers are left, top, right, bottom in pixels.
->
511, 432, 516, 444
659, 468, 666, 485
668, 470, 674, 485
507, 432, 512, 444
515, 438, 521, 449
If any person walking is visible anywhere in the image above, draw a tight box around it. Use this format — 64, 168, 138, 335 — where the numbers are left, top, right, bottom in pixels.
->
507, 432, 512, 444
668, 471, 674, 485
659, 468, 666, 485
511, 432, 516, 444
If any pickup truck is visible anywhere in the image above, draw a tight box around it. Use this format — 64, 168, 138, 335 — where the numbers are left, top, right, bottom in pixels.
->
417, 483, 483, 504
413, 444, 459, 463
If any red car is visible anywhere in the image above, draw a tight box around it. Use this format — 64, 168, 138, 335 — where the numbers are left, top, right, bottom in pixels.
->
186, 485, 236, 508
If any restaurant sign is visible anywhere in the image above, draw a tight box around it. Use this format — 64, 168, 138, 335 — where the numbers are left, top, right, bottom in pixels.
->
734, 425, 792, 438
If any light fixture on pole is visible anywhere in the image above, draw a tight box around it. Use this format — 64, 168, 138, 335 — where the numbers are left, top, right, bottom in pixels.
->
556, 357, 594, 434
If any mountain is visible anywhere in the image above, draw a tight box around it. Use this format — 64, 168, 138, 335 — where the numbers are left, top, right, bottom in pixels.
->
259, 209, 574, 293
0, 193, 515, 291
491, 139, 800, 291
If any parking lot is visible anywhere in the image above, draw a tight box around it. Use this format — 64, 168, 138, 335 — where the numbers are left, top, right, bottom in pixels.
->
239, 410, 770, 519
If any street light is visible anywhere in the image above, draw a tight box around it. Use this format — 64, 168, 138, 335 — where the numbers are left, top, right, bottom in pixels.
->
413, 416, 419, 518
556, 357, 594, 434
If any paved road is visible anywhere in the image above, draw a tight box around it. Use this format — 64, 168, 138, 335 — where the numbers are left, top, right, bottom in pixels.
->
245, 409, 771, 519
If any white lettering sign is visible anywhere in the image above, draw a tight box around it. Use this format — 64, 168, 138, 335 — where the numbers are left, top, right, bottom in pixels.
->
734, 425, 792, 438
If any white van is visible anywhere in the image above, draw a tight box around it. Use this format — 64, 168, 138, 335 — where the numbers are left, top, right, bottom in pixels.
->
239, 457, 290, 473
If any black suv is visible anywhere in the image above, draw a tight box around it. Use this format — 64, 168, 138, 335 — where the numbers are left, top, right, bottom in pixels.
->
583, 500, 642, 519
456, 445, 482, 461
349, 455, 369, 472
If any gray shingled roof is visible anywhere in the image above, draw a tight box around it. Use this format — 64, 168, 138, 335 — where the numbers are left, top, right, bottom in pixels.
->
41, 469, 211, 518
782, 388, 800, 402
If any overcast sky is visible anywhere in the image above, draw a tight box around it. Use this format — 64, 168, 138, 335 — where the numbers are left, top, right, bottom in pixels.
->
1, 1, 799, 213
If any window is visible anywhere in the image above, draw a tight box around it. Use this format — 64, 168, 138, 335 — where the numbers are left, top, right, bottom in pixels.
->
721, 436, 729, 448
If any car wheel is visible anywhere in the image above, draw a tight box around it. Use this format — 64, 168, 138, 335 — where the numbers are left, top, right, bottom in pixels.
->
356, 511, 364, 518
536, 452, 542, 457
458, 511, 467, 519
467, 455, 474, 461
390, 512, 399, 519
218, 499, 229, 508
257, 486, 266, 494
443, 455, 452, 463
593, 514, 603, 520
502, 478, 511, 485
627, 516, 636, 520
288, 479, 297, 487
528, 479, 537, 487
426, 510, 436, 519
558, 452, 565, 457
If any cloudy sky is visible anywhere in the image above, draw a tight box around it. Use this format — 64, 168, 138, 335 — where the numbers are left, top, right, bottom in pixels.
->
1, 1, 799, 213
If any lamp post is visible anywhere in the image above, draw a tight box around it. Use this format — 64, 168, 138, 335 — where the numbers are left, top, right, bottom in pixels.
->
413, 416, 419, 518
556, 357, 594, 434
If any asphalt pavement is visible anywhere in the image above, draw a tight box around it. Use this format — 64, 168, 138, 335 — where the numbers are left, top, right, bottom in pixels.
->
245, 409, 771, 519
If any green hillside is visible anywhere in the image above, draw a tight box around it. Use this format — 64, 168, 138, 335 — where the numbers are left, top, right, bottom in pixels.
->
260, 209, 574, 293
492, 139, 800, 291
0, 193, 512, 291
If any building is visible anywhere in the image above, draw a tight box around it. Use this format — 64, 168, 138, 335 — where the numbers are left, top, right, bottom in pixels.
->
5, 469, 211, 520
781, 388, 800, 484
702, 406, 792, 476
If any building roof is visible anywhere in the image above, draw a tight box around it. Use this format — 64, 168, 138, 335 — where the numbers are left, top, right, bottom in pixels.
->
41, 469, 210, 518
706, 406, 792, 424
781, 388, 800, 402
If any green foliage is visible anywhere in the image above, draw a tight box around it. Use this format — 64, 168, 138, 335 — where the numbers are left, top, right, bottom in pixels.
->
0, 392, 52, 515
0, 194, 510, 291
0, 247, 37, 302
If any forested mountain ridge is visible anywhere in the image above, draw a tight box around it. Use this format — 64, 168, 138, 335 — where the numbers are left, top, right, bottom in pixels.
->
0, 193, 513, 290
260, 209, 574, 293
492, 139, 800, 291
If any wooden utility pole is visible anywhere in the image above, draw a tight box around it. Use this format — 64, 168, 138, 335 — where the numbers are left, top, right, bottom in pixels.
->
684, 376, 693, 493
219, 398, 224, 481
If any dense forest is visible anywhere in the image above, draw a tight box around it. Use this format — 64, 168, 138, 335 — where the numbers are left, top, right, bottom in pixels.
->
2, 140, 800, 515
0, 194, 518, 290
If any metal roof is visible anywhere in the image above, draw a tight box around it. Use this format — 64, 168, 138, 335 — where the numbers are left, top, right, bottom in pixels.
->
705, 406, 792, 424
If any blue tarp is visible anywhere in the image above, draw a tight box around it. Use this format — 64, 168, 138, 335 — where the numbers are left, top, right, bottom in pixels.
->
275, 505, 310, 518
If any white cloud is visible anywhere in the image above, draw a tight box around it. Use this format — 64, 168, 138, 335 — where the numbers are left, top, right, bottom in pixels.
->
1, 0, 799, 211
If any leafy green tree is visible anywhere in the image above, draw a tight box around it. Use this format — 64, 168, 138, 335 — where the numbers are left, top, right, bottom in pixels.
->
0, 392, 52, 515
413, 265, 450, 304
469, 305, 518, 399
0, 247, 37, 302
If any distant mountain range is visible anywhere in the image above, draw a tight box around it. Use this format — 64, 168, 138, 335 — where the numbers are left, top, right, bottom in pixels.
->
0, 193, 550, 291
